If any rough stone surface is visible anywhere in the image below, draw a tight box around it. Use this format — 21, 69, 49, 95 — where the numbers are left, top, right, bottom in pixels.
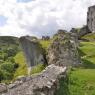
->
19, 36, 46, 74
1, 64, 67, 95
77, 26, 91, 38
0, 30, 82, 95
47, 30, 81, 66
0, 83, 7, 93
87, 5, 95, 32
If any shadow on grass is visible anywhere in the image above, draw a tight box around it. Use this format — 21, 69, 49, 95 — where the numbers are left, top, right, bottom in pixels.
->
55, 75, 70, 95
82, 59, 95, 69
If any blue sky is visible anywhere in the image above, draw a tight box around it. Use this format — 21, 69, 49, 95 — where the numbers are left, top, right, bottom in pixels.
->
0, 0, 95, 37
17, 0, 32, 3
0, 15, 7, 27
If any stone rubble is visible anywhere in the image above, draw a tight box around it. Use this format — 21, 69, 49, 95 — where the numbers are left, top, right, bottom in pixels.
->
47, 30, 81, 66
1, 64, 67, 95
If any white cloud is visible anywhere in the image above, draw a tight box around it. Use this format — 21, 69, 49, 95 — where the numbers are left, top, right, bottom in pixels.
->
0, 0, 95, 37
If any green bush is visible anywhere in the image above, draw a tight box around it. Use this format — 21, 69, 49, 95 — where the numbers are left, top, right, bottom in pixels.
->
2, 71, 13, 80
0, 62, 19, 82
0, 63, 15, 73
5, 48, 17, 57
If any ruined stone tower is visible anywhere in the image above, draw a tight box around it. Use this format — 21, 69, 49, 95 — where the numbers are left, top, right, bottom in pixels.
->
87, 5, 95, 32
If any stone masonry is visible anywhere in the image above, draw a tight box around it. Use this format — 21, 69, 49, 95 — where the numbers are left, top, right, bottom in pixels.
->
87, 5, 95, 32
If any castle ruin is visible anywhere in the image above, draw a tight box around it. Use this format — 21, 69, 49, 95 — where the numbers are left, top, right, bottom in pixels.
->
87, 5, 95, 32
19, 36, 46, 74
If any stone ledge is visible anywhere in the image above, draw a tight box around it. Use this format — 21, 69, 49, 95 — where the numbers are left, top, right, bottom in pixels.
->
1, 64, 67, 95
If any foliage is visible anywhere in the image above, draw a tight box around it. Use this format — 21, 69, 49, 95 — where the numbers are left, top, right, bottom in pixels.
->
0, 36, 20, 83
0, 70, 3, 81
5, 48, 18, 57
39, 40, 51, 51
31, 64, 46, 74
55, 76, 70, 95
0, 63, 18, 82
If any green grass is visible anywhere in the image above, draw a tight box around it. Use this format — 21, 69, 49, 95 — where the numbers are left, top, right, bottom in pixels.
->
39, 40, 51, 51
69, 41, 95, 95
56, 41, 95, 95
13, 51, 46, 79
82, 33, 95, 41
69, 68, 95, 95
31, 64, 46, 74
80, 42, 95, 64
13, 40, 50, 80
14, 51, 28, 79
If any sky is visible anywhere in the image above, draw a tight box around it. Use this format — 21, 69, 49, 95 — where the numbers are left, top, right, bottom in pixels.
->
0, 0, 95, 37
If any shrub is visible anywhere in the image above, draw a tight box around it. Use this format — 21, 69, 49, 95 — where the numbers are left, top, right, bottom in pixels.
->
0, 63, 17, 73
0, 70, 3, 82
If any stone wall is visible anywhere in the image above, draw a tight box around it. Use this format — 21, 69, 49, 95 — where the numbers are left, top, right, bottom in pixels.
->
0, 30, 81, 95
1, 64, 67, 95
78, 26, 91, 38
47, 30, 81, 66
19, 36, 46, 74
87, 5, 95, 32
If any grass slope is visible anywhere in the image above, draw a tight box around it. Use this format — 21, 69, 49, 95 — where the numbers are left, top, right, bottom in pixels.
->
56, 40, 95, 95
69, 68, 95, 95
82, 33, 95, 41
14, 52, 28, 79
0, 36, 19, 47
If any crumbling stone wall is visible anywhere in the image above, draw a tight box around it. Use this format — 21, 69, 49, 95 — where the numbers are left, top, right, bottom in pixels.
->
47, 30, 81, 66
0, 30, 82, 95
1, 64, 67, 95
19, 36, 46, 74
87, 5, 95, 32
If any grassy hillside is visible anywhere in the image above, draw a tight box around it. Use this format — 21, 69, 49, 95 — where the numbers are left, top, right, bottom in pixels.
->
1, 35, 95, 95
69, 68, 95, 95
12, 36, 95, 95
69, 41, 95, 95
82, 33, 95, 41
0, 36, 19, 47
56, 38, 95, 95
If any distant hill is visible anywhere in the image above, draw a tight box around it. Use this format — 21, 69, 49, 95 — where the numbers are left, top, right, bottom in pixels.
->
0, 36, 19, 47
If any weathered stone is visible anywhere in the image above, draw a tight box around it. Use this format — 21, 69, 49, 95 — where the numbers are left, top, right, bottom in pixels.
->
42, 36, 50, 40
2, 65, 67, 95
87, 5, 95, 32
0, 83, 7, 93
19, 36, 46, 74
71, 26, 91, 39
47, 30, 81, 66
